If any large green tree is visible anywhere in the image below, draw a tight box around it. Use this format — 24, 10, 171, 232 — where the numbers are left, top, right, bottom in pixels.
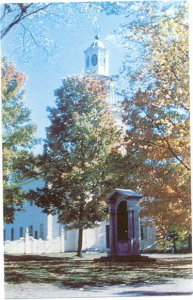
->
2, 58, 37, 223
29, 75, 125, 256
120, 2, 190, 248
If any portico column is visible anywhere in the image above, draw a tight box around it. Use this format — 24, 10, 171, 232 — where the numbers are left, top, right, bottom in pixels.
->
127, 208, 134, 253
109, 205, 116, 256
133, 207, 140, 254
128, 207, 140, 255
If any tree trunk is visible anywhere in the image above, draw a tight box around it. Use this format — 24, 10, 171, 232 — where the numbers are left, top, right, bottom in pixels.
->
188, 234, 192, 252
77, 228, 83, 257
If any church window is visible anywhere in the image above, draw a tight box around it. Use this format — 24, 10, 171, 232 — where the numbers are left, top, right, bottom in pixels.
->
64, 230, 68, 240
40, 224, 44, 239
4, 229, 6, 241
35, 230, 38, 239
141, 225, 147, 240
20, 227, 23, 238
11, 228, 14, 241
30, 201, 33, 206
86, 56, 90, 68
91, 54, 98, 66
29, 225, 33, 236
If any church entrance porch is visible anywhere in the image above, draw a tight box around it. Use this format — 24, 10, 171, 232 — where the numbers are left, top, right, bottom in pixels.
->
107, 189, 141, 257
94, 188, 156, 262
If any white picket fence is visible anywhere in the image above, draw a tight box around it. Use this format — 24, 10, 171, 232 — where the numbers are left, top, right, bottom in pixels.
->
4, 228, 65, 254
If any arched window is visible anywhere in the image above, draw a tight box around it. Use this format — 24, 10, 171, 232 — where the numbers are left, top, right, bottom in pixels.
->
35, 230, 38, 239
29, 225, 33, 237
11, 228, 14, 241
91, 54, 98, 66
20, 227, 23, 238
86, 56, 90, 68
40, 224, 44, 239
117, 201, 128, 240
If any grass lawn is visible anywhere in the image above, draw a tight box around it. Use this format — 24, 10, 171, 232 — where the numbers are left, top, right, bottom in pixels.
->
4, 253, 192, 288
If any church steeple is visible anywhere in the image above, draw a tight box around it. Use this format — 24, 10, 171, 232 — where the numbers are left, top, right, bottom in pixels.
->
84, 36, 109, 76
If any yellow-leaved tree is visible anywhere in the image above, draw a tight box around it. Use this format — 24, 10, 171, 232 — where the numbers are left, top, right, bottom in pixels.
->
121, 2, 190, 251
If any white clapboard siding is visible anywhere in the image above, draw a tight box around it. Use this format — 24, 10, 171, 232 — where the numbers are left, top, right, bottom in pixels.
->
4, 178, 48, 242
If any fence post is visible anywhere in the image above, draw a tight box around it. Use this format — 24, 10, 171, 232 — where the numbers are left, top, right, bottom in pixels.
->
60, 227, 65, 253
24, 227, 30, 254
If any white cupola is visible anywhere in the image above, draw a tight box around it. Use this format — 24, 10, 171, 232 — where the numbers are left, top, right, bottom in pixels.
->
84, 36, 109, 76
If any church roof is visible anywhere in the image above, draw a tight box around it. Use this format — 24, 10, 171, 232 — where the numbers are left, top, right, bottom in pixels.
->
106, 188, 143, 203
87, 35, 105, 50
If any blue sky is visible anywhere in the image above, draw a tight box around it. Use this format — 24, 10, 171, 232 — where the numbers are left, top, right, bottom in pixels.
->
2, 3, 126, 153
2, 0, 185, 154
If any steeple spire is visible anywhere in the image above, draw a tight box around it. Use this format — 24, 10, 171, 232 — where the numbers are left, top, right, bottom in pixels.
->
84, 36, 109, 76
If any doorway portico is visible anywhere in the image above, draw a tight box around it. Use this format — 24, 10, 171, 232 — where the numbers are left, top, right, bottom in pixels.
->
106, 189, 142, 257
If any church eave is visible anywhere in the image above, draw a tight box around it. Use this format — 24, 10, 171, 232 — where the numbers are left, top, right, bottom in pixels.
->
105, 189, 143, 203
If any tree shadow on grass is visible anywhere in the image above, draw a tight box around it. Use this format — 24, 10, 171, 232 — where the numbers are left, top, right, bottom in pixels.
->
4, 254, 73, 262
4, 255, 193, 289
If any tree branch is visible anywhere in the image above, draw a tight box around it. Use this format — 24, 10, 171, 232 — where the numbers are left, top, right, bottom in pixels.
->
1, 3, 52, 40
20, 23, 49, 58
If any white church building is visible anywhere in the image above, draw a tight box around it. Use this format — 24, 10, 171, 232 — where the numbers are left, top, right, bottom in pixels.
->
4, 36, 156, 254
